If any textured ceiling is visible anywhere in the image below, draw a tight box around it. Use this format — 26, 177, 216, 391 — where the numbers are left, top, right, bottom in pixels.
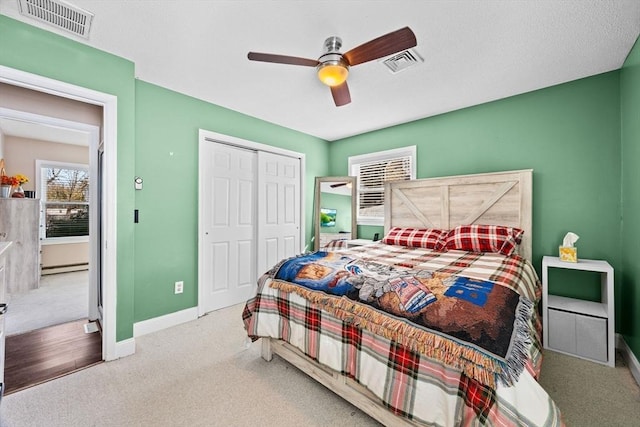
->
1, 0, 639, 141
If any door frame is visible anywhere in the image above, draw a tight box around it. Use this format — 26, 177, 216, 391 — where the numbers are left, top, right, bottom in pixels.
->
197, 129, 305, 317
0, 65, 118, 361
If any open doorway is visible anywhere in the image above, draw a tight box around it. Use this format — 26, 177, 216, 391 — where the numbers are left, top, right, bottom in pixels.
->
0, 101, 101, 322
0, 65, 119, 364
0, 77, 110, 392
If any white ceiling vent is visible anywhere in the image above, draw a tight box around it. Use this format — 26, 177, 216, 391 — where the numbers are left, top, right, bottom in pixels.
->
382, 49, 424, 74
18, 0, 94, 38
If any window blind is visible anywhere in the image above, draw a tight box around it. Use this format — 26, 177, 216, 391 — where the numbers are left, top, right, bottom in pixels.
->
42, 166, 90, 239
349, 147, 415, 225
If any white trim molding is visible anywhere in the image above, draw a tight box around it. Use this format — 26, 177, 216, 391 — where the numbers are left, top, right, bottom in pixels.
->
114, 338, 136, 359
133, 307, 199, 338
617, 333, 640, 387
0, 65, 119, 361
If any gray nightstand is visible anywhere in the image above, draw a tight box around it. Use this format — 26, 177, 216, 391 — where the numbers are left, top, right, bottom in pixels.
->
542, 256, 614, 367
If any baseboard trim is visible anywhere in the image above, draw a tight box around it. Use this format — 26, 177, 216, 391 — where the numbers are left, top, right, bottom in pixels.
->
110, 308, 199, 361
133, 307, 198, 338
41, 265, 89, 275
616, 333, 640, 387
113, 338, 135, 360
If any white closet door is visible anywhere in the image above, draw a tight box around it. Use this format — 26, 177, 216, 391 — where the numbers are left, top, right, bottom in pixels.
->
200, 143, 257, 313
199, 141, 302, 315
256, 151, 301, 276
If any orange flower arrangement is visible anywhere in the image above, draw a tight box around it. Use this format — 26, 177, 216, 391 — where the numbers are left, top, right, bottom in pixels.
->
1, 175, 18, 186
14, 174, 29, 184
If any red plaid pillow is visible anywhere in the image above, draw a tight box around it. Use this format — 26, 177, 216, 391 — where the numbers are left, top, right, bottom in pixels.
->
382, 227, 447, 249
441, 225, 524, 256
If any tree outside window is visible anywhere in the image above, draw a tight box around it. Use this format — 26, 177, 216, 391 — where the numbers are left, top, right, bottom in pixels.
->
40, 164, 89, 239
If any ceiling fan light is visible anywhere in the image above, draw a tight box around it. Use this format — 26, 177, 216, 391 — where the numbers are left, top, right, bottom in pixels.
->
317, 63, 349, 87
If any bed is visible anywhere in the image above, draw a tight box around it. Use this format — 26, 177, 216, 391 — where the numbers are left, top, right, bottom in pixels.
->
319, 232, 351, 250
243, 169, 564, 426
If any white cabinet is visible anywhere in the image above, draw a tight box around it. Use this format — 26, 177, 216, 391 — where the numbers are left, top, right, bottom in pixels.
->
0, 199, 40, 293
0, 242, 10, 398
542, 256, 614, 367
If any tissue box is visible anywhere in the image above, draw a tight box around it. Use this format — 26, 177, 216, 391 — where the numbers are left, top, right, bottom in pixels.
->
559, 246, 577, 262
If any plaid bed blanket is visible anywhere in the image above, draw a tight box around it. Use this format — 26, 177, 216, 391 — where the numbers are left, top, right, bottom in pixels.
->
322, 238, 348, 250
342, 243, 541, 303
243, 244, 562, 426
268, 250, 532, 388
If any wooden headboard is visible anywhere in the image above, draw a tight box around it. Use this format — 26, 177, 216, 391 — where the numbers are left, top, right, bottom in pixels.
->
384, 169, 533, 261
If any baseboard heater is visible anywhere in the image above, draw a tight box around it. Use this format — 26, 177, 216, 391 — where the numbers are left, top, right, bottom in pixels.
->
41, 262, 89, 275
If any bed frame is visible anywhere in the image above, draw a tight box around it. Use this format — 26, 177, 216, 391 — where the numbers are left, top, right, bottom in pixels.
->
261, 169, 533, 426
385, 169, 532, 261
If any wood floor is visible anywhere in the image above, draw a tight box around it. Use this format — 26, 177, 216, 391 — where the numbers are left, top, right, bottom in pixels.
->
4, 319, 103, 395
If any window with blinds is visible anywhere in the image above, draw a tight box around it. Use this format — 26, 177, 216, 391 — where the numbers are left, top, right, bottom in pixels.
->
348, 146, 416, 225
39, 162, 90, 240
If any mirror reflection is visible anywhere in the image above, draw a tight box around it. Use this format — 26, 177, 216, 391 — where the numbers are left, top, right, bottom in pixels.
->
314, 176, 357, 251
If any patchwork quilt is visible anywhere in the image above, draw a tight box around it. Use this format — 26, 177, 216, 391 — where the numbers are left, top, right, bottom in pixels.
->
243, 243, 564, 426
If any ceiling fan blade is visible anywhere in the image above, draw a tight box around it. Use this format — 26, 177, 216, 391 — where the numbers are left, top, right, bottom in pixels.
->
330, 182, 348, 188
247, 52, 319, 67
343, 27, 417, 66
331, 82, 351, 107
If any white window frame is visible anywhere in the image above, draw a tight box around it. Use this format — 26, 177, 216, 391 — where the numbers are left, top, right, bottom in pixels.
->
348, 146, 416, 226
36, 159, 90, 245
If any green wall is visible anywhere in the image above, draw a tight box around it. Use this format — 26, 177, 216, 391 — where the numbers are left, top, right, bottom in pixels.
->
134, 81, 327, 321
2, 14, 637, 364
318, 192, 352, 233
0, 15, 137, 341
329, 72, 623, 326
0, 16, 328, 338
621, 38, 640, 359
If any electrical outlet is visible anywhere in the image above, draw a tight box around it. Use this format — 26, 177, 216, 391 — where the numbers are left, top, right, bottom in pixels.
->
174, 281, 184, 294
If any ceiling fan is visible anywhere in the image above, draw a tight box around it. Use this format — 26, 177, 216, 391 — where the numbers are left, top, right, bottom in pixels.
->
247, 27, 417, 107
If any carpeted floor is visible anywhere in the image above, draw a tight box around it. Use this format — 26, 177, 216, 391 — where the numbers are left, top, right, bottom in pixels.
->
539, 349, 640, 426
5, 271, 89, 336
1, 303, 639, 426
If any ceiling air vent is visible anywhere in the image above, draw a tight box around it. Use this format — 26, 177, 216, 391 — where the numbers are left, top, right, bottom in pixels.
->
382, 49, 423, 74
18, 0, 94, 38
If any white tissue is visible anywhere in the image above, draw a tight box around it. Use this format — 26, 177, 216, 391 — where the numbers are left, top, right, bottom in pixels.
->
562, 232, 579, 247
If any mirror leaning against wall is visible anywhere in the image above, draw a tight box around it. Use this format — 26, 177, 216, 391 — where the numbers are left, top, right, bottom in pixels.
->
313, 176, 357, 251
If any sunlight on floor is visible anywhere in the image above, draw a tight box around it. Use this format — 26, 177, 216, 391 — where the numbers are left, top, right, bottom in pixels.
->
5, 270, 89, 336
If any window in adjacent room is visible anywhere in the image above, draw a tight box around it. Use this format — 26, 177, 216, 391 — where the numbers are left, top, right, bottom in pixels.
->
348, 146, 416, 226
37, 160, 90, 243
